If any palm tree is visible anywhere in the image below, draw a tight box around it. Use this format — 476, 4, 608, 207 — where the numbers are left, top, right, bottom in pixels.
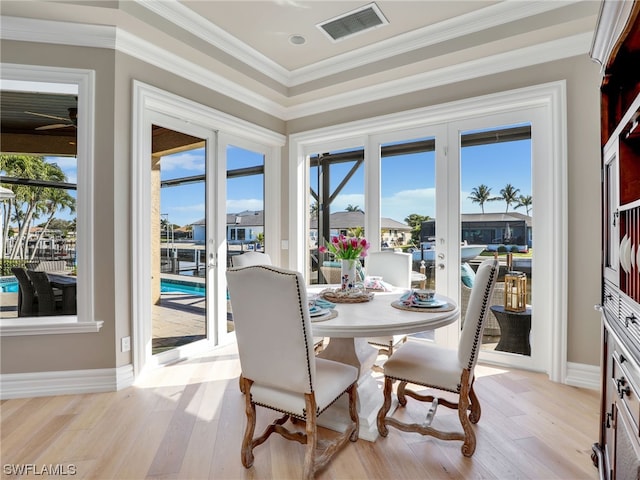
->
514, 194, 533, 216
404, 213, 429, 245
467, 184, 493, 214
1, 155, 68, 259
497, 183, 521, 213
345, 204, 363, 213
29, 188, 76, 261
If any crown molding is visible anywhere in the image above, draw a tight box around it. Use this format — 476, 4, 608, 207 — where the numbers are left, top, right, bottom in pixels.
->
116, 29, 288, 120
1, 16, 592, 121
288, 0, 584, 86
283, 32, 593, 121
134, 0, 291, 85
135, 0, 585, 87
0, 15, 116, 49
589, 0, 637, 69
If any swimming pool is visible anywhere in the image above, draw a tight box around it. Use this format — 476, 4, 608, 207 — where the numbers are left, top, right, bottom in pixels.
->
0, 277, 206, 296
0, 278, 18, 293
160, 279, 206, 296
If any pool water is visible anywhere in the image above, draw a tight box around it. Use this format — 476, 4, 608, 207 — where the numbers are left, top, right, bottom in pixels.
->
1, 277, 206, 296
0, 279, 18, 293
160, 279, 206, 296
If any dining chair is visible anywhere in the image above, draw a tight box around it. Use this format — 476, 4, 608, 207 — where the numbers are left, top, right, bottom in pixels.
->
231, 251, 272, 267
11, 267, 38, 317
365, 251, 412, 356
27, 270, 64, 315
376, 257, 499, 457
227, 265, 359, 479
229, 252, 323, 393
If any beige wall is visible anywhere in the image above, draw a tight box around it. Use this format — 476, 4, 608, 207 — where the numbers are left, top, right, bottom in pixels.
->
0, 39, 602, 375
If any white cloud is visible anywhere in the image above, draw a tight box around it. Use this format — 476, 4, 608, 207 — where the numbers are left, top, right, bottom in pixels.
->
381, 188, 436, 222
226, 198, 264, 212
160, 152, 205, 172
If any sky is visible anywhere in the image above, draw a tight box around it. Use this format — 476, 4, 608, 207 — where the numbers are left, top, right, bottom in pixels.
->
34, 127, 531, 227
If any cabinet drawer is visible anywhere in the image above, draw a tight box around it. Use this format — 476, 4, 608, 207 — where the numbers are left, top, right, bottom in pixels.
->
612, 351, 640, 434
604, 281, 620, 317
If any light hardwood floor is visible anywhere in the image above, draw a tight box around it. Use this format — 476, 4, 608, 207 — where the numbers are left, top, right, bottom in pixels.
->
1, 343, 600, 480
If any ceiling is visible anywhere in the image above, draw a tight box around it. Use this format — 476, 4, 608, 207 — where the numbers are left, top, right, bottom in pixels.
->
0, 0, 601, 155
181, 0, 501, 71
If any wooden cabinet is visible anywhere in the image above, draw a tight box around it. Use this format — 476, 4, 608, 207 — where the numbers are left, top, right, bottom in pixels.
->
592, 2, 640, 479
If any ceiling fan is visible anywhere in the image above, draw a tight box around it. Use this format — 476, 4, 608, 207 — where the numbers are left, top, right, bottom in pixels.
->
25, 107, 77, 131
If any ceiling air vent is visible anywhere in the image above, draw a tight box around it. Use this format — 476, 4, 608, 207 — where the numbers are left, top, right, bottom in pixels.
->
317, 3, 389, 42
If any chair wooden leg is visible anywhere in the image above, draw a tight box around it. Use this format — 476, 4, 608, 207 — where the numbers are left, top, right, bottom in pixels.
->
458, 369, 476, 457
239, 374, 245, 394
348, 383, 359, 442
241, 378, 256, 468
377, 376, 394, 437
303, 393, 318, 480
468, 380, 481, 424
397, 380, 408, 406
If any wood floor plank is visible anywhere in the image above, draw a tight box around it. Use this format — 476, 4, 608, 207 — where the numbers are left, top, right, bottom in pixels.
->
0, 343, 601, 480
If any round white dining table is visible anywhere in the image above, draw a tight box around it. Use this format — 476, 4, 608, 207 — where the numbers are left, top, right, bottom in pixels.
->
306, 285, 459, 441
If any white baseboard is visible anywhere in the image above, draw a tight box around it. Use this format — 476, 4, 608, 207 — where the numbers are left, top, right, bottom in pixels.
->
565, 361, 601, 390
0, 364, 135, 399
0, 361, 599, 399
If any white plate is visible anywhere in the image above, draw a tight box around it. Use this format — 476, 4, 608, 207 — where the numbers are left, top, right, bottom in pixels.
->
411, 299, 448, 308
620, 235, 630, 273
309, 307, 329, 317
632, 243, 636, 269
637, 243, 640, 271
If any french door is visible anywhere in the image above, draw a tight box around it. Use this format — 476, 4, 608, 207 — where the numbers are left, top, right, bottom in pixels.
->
299, 114, 551, 372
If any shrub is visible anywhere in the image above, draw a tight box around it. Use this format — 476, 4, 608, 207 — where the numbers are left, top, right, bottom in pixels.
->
511, 245, 520, 253
497, 245, 508, 253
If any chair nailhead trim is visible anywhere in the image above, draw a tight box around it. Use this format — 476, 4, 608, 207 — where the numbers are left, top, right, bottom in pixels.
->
466, 260, 498, 371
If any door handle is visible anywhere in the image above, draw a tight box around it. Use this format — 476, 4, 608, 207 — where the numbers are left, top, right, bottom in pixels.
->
438, 263, 445, 270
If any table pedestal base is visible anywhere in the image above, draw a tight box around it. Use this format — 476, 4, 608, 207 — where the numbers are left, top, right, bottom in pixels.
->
317, 337, 393, 442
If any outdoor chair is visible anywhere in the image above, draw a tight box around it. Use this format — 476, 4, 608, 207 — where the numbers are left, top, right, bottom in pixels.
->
27, 270, 64, 315
376, 257, 499, 457
231, 251, 272, 267
11, 267, 38, 317
227, 265, 359, 479
365, 251, 412, 357
460, 262, 503, 335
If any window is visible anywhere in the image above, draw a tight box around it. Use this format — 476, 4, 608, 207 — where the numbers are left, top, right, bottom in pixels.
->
0, 64, 100, 335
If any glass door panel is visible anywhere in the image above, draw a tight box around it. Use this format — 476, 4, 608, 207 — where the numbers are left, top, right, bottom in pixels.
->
459, 124, 533, 356
226, 145, 265, 262
308, 147, 365, 284
152, 128, 206, 355
226, 145, 265, 332
379, 138, 437, 290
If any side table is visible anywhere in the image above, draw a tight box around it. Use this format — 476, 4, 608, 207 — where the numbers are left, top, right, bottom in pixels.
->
489, 305, 532, 355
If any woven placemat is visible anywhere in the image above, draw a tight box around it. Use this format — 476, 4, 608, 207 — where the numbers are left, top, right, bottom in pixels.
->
321, 288, 374, 303
391, 300, 456, 313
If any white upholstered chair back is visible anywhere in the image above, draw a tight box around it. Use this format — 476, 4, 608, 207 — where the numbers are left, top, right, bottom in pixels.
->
365, 251, 411, 288
231, 251, 272, 267
458, 257, 499, 376
227, 265, 315, 393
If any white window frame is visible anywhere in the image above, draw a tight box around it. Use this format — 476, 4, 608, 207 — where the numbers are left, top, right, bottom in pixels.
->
289, 81, 567, 382
0, 63, 100, 336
